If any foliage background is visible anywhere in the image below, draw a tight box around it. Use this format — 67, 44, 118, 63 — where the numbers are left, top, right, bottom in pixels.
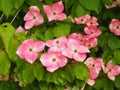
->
0, 0, 120, 90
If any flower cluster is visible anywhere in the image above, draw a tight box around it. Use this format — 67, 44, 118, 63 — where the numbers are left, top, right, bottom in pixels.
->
109, 19, 120, 36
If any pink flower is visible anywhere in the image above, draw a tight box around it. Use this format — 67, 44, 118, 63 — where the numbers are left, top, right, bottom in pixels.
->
43, 1, 66, 21
84, 26, 102, 38
74, 14, 91, 24
85, 57, 104, 86
105, 1, 119, 9
86, 16, 99, 26
16, 39, 45, 64
15, 26, 28, 34
24, 6, 44, 29
83, 36, 98, 49
62, 39, 90, 62
103, 61, 120, 81
68, 33, 85, 45
109, 19, 120, 36
40, 47, 68, 72
46, 36, 67, 49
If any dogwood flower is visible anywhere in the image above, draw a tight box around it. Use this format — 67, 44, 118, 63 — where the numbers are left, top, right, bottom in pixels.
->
103, 60, 120, 81
85, 57, 104, 86
109, 19, 120, 35
24, 6, 44, 29
84, 26, 102, 38
74, 14, 91, 24
43, 1, 66, 21
83, 36, 98, 49
62, 39, 90, 62
46, 36, 67, 49
40, 47, 68, 72
16, 39, 45, 64
86, 16, 99, 26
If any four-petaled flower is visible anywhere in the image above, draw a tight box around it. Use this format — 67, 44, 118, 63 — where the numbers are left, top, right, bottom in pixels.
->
16, 39, 45, 64
24, 6, 44, 29
103, 60, 120, 81
43, 1, 66, 21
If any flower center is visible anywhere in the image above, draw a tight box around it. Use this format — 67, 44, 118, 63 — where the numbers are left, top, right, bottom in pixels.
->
33, 16, 36, 19
53, 12, 56, 15
74, 49, 77, 53
116, 26, 119, 29
56, 40, 59, 44
29, 48, 33, 52
52, 58, 56, 62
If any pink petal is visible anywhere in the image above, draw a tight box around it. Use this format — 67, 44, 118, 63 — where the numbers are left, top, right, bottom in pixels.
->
55, 13, 66, 21
25, 52, 38, 64
43, 5, 53, 21
48, 47, 61, 55
24, 11, 33, 21
29, 6, 40, 17
40, 53, 52, 67
111, 66, 120, 76
52, 1, 64, 14
34, 14, 44, 26
57, 56, 68, 67
33, 40, 45, 52
87, 78, 95, 86
24, 19, 35, 29
15, 26, 26, 33
78, 45, 90, 53
73, 53, 86, 62
46, 64, 59, 72
107, 72, 115, 81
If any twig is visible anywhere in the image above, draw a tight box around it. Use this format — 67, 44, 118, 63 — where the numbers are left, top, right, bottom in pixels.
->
0, 14, 4, 20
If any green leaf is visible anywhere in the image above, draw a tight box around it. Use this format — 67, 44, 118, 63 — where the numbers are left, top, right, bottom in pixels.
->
0, 81, 18, 90
78, 0, 101, 13
0, 23, 15, 51
0, 51, 11, 75
114, 50, 120, 64
39, 82, 49, 90
108, 36, 120, 50
44, 29, 54, 41
71, 62, 89, 81
0, 0, 14, 16
52, 23, 71, 38
22, 64, 35, 84
33, 62, 45, 81
65, 0, 76, 11
71, 3, 90, 17
13, 0, 25, 9
115, 75, 120, 89
102, 0, 112, 4
94, 78, 104, 90
103, 78, 114, 90
17, 63, 35, 86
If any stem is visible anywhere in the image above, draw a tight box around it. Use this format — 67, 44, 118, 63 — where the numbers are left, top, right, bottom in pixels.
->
0, 14, 4, 20
10, 9, 21, 24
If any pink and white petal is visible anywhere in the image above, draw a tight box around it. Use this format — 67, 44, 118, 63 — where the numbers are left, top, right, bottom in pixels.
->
24, 11, 33, 21
78, 45, 90, 53
73, 53, 86, 62
46, 64, 59, 72
22, 39, 34, 47
52, 1, 64, 14
33, 40, 45, 52
40, 53, 52, 67
62, 48, 73, 58
107, 72, 115, 81
114, 29, 120, 35
24, 20, 35, 29
87, 78, 95, 86
67, 39, 79, 50
16, 44, 26, 59
15, 26, 26, 33
57, 56, 68, 67
56, 13, 66, 21
29, 6, 40, 13
111, 66, 120, 76
35, 15, 44, 26
25, 52, 38, 64
46, 40, 56, 47
48, 47, 61, 55
106, 61, 114, 69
